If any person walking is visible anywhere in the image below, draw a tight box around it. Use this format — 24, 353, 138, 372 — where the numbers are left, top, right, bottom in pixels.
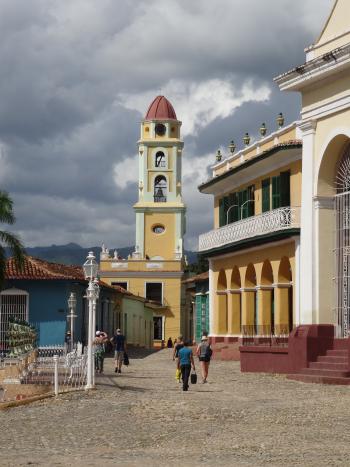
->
110, 329, 127, 373
196, 335, 212, 383
178, 340, 195, 391
93, 331, 108, 374
173, 335, 184, 383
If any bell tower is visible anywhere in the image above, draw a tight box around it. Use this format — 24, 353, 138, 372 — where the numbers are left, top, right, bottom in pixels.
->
134, 95, 186, 261
99, 95, 187, 345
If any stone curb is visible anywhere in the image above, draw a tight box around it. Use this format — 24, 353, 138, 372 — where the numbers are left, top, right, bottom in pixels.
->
0, 387, 90, 410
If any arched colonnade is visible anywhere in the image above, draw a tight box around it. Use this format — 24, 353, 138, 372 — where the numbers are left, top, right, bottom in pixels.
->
214, 256, 293, 336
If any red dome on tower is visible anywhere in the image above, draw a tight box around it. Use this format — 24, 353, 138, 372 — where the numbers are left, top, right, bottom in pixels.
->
145, 95, 177, 120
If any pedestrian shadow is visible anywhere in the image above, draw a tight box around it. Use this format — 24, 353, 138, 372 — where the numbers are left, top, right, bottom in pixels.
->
97, 377, 149, 393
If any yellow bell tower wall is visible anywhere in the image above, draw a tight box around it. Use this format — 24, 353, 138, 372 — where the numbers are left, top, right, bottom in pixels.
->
144, 212, 175, 260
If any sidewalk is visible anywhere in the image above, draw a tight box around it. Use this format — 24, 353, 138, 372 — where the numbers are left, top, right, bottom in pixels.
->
0, 348, 349, 466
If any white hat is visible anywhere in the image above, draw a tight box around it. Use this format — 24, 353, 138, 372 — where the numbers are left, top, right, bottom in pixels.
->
201, 335, 208, 341
96, 331, 101, 336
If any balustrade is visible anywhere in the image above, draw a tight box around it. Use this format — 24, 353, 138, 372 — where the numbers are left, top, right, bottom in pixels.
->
199, 206, 300, 252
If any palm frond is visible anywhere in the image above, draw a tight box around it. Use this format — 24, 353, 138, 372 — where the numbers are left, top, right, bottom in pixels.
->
0, 191, 15, 225
0, 230, 25, 271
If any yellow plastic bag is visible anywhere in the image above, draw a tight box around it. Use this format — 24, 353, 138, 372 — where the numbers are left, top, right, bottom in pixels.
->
175, 368, 181, 381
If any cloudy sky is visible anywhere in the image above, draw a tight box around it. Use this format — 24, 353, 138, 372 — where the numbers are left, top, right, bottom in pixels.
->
0, 0, 333, 251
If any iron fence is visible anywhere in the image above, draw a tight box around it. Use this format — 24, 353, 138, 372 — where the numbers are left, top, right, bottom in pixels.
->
0, 343, 87, 403
241, 325, 290, 347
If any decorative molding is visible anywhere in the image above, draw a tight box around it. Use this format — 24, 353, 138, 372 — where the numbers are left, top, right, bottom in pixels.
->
256, 285, 274, 291
99, 271, 183, 279
111, 262, 128, 269
273, 282, 292, 289
205, 237, 295, 262
313, 196, 334, 210
216, 290, 227, 295
302, 94, 350, 121
227, 288, 241, 294
298, 120, 317, 134
240, 287, 256, 293
146, 263, 163, 269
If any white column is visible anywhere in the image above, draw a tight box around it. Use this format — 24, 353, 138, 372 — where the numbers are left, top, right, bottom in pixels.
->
294, 236, 301, 326
208, 259, 215, 335
299, 120, 317, 324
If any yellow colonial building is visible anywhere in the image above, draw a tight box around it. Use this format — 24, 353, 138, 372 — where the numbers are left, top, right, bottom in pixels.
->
199, 0, 350, 382
99, 96, 186, 345
199, 123, 301, 341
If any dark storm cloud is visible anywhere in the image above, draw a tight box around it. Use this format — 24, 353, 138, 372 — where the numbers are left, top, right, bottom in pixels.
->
0, 0, 333, 249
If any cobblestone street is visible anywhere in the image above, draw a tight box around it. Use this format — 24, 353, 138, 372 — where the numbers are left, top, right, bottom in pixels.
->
1, 349, 350, 466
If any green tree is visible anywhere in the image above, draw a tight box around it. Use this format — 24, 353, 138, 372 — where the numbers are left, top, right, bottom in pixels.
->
0, 191, 25, 288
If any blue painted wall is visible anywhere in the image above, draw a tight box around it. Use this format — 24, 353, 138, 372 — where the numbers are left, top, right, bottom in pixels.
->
4, 279, 86, 346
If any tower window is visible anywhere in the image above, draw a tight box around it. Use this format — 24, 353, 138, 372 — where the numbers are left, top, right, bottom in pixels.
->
154, 175, 167, 202
155, 123, 166, 136
152, 224, 165, 234
146, 282, 163, 304
155, 151, 166, 168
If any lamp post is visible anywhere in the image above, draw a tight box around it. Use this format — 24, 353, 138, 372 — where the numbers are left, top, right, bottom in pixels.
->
92, 277, 100, 387
226, 204, 239, 225
83, 251, 99, 390
240, 199, 255, 220
67, 292, 77, 351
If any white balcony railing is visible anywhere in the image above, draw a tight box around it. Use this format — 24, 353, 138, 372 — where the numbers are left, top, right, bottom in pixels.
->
199, 206, 300, 252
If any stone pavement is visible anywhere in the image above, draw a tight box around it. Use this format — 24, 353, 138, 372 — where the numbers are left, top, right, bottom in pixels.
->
1, 348, 350, 466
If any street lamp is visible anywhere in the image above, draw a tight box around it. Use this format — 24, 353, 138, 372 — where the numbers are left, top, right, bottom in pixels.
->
67, 292, 77, 351
92, 277, 100, 387
83, 251, 99, 390
226, 204, 239, 225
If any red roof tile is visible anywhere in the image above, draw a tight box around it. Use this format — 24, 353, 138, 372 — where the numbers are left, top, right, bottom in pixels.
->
145, 95, 177, 120
182, 271, 209, 284
6, 256, 86, 281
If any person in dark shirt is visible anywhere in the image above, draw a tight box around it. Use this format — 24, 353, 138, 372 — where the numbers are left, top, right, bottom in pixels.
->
110, 329, 127, 373
178, 340, 195, 391
167, 337, 173, 348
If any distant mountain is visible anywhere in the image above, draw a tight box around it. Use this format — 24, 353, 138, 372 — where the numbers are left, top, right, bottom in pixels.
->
6, 243, 198, 266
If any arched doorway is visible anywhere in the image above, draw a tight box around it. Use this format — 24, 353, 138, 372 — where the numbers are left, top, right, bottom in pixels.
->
335, 142, 350, 337
216, 270, 227, 334
316, 134, 350, 334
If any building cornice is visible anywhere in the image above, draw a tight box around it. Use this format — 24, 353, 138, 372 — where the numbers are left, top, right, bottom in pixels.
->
274, 43, 350, 92
198, 142, 302, 194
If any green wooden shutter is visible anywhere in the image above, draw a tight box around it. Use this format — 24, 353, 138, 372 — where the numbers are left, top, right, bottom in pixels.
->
205, 293, 209, 335
240, 189, 248, 219
219, 198, 225, 227
272, 176, 281, 209
232, 192, 239, 222
228, 193, 234, 224
223, 196, 230, 225
262, 178, 270, 212
280, 171, 290, 207
247, 185, 255, 217
195, 296, 202, 342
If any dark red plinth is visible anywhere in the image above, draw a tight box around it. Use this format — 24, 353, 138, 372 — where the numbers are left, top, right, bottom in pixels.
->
240, 324, 338, 375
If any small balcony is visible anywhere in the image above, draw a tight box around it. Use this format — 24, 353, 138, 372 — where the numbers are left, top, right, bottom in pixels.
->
198, 206, 300, 252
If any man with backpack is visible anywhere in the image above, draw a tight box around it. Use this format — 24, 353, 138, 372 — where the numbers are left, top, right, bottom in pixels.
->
196, 335, 212, 383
